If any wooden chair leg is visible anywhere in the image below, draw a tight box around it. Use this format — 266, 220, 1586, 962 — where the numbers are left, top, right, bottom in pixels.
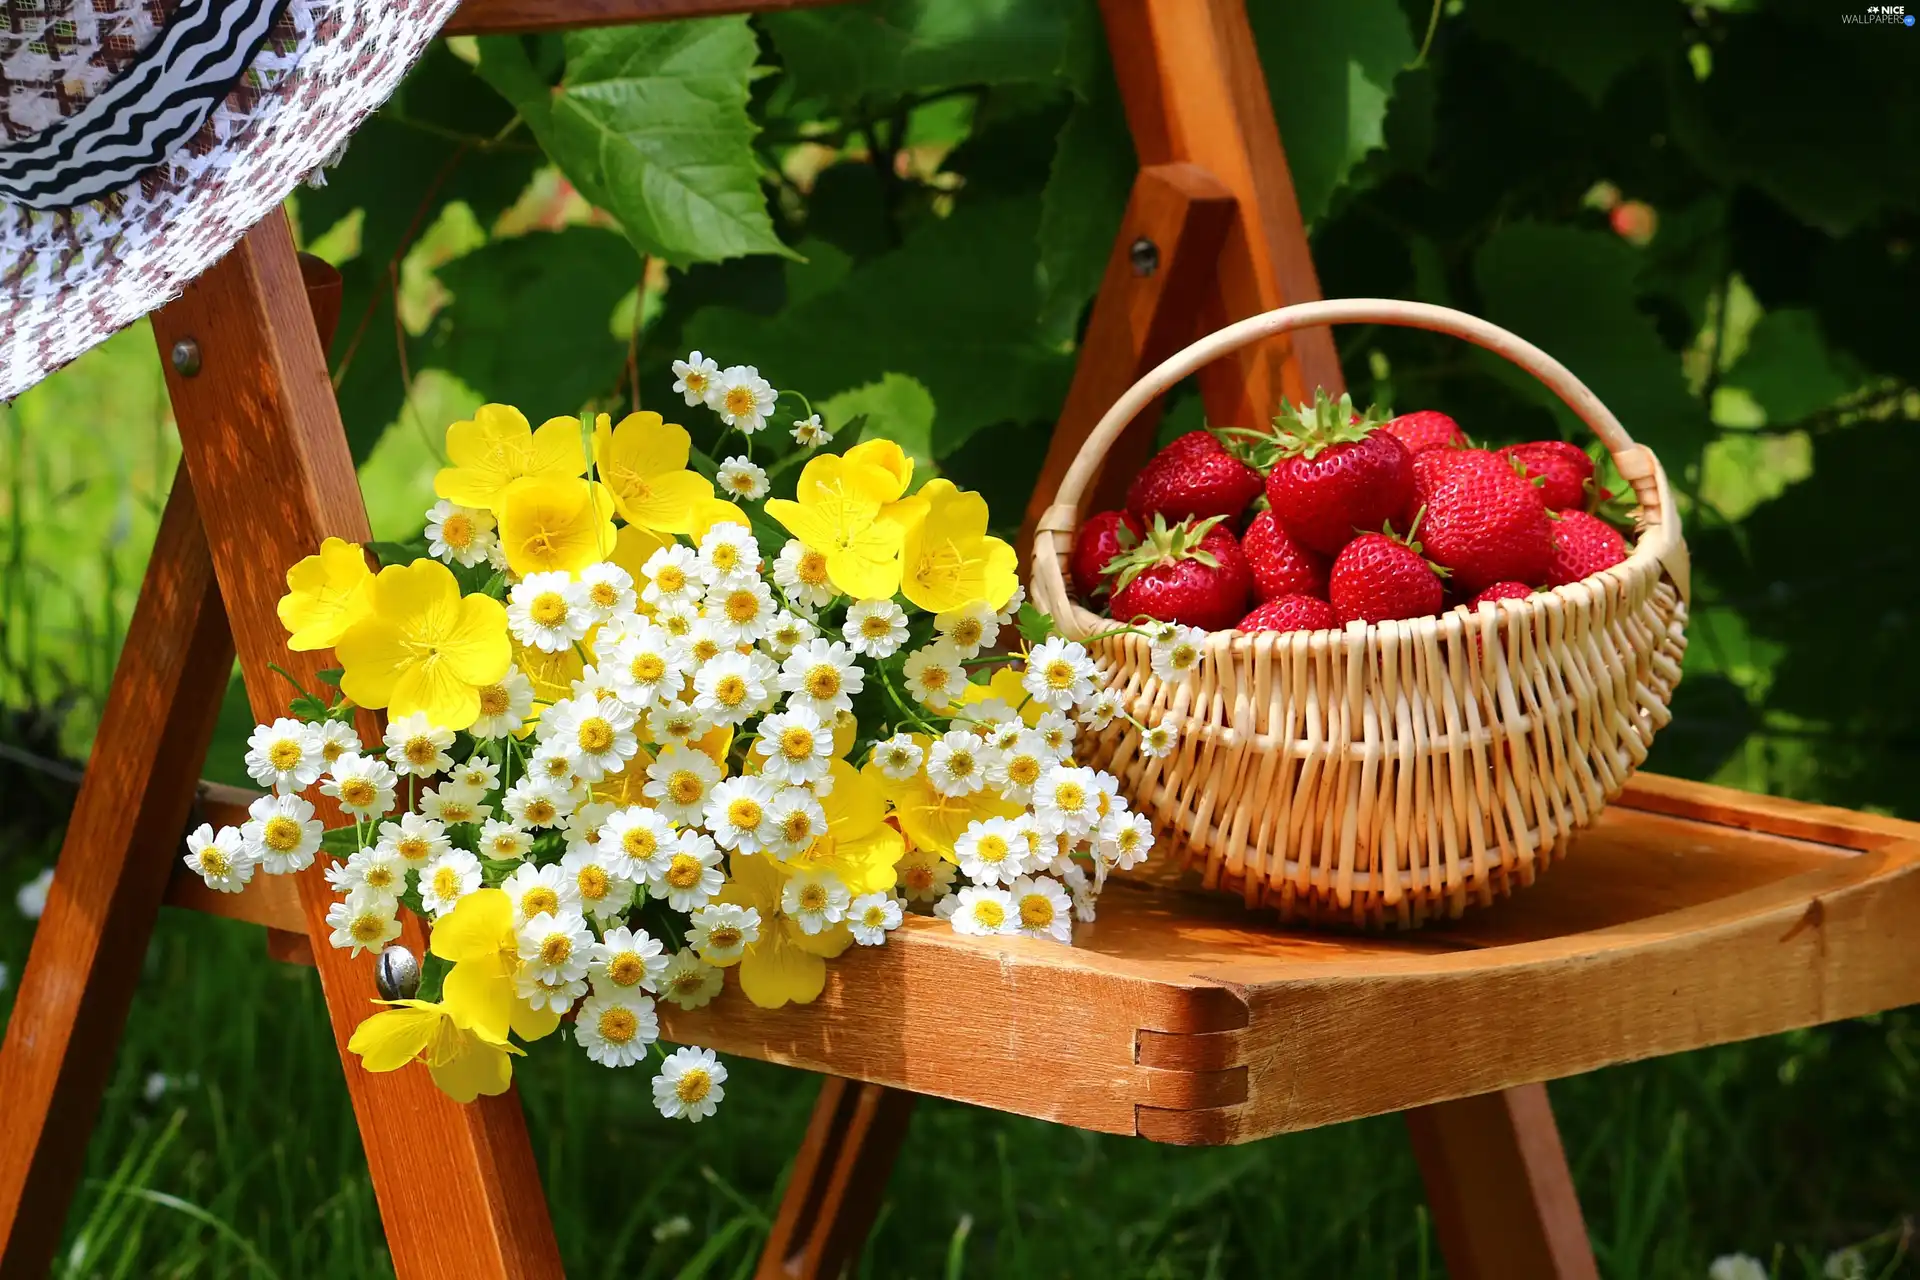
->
1405, 1083, 1599, 1280
755, 1077, 917, 1280
0, 480, 236, 1280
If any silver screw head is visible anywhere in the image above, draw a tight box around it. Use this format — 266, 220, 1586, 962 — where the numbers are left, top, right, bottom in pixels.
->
1129, 236, 1160, 277
169, 338, 201, 376
374, 945, 420, 1001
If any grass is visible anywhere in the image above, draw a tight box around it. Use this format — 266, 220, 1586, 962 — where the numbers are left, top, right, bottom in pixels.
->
1, 318, 1916, 1280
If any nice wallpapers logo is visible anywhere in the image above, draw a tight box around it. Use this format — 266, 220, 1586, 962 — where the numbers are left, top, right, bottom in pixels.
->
1843, 4, 1915, 22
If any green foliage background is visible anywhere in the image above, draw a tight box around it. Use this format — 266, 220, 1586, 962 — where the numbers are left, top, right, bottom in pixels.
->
2, 0, 1917, 1275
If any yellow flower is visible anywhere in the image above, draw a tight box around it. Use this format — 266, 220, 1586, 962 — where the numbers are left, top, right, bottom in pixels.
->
335, 560, 510, 730
783, 760, 904, 895
765, 454, 906, 600
428, 888, 561, 1045
718, 853, 852, 1008
435, 404, 586, 510
592, 411, 714, 534
689, 497, 752, 541
277, 537, 373, 651
347, 999, 523, 1103
608, 523, 675, 585
495, 476, 617, 576
897, 479, 1018, 614
841, 439, 914, 501
869, 740, 1019, 858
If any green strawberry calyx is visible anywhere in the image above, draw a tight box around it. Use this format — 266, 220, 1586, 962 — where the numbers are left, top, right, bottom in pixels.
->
1216, 388, 1390, 470
1103, 514, 1224, 593
1369, 509, 1450, 578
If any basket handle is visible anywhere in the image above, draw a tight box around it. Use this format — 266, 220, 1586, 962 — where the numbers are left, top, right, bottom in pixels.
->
1031, 298, 1689, 627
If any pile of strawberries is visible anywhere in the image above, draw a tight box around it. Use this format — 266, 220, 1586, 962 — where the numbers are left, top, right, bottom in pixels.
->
1072, 391, 1631, 634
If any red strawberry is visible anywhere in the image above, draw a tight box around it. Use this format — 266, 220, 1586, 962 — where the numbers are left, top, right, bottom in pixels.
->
1107, 516, 1252, 632
1497, 441, 1598, 513
1544, 511, 1629, 586
1261, 390, 1414, 556
1465, 580, 1535, 609
1240, 510, 1329, 602
1384, 410, 1467, 455
1070, 510, 1143, 600
1238, 594, 1339, 634
1411, 449, 1553, 593
1126, 431, 1263, 526
1329, 531, 1445, 624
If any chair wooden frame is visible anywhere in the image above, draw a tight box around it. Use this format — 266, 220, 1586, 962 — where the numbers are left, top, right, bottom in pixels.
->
5, 4, 1918, 1279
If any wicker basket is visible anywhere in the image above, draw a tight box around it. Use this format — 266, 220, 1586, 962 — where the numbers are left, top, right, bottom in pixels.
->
1030, 299, 1691, 927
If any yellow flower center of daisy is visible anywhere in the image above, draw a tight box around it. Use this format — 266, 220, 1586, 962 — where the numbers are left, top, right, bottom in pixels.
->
684, 371, 709, 395
521, 887, 559, 918
598, 1006, 639, 1044
950, 617, 983, 647
713, 675, 748, 707
198, 847, 232, 877
781, 811, 814, 843
588, 582, 619, 608
268, 740, 304, 770
608, 952, 645, 986
1171, 642, 1198, 668
669, 970, 706, 996
903, 865, 933, 892
919, 665, 952, 692
798, 552, 828, 585
862, 906, 888, 927
321, 738, 348, 764
663, 613, 691, 636
339, 778, 377, 808
804, 665, 841, 700
727, 798, 764, 830
541, 756, 571, 780
708, 925, 742, 950
725, 589, 760, 623
262, 816, 302, 853
622, 827, 658, 860
1053, 782, 1086, 811
692, 638, 722, 663
432, 867, 462, 898
478, 684, 510, 716
861, 613, 894, 638
577, 717, 615, 754
440, 799, 475, 823
351, 914, 387, 943
576, 865, 609, 901
492, 833, 524, 856
796, 882, 828, 912
631, 652, 665, 682
1020, 895, 1054, 930
529, 592, 569, 627
710, 544, 740, 573
656, 565, 686, 592
539, 933, 573, 966
405, 735, 439, 767
722, 386, 756, 417
976, 835, 1008, 864
1117, 828, 1142, 853
675, 1068, 713, 1104
442, 513, 473, 547
1009, 756, 1040, 786
946, 751, 975, 778
1045, 660, 1076, 690
780, 726, 817, 760
971, 899, 1006, 929
364, 864, 396, 890
664, 854, 703, 889
523, 798, 557, 825
727, 473, 755, 495
667, 771, 703, 804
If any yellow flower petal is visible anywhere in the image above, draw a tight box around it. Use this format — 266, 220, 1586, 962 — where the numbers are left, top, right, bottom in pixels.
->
689, 497, 751, 540
429, 888, 514, 966
898, 480, 1016, 613
496, 477, 618, 576
335, 560, 509, 731
443, 961, 515, 1045
509, 999, 562, 1043
788, 919, 854, 959
277, 537, 373, 651
738, 927, 828, 1008
436, 404, 586, 509
593, 412, 713, 534
609, 524, 675, 582
842, 439, 914, 501
347, 1001, 445, 1072
427, 1036, 516, 1103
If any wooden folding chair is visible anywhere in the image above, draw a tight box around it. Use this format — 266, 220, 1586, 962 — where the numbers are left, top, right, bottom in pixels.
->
5, 3, 1918, 1279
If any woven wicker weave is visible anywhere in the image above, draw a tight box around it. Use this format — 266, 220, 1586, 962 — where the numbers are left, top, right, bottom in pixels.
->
1031, 300, 1691, 927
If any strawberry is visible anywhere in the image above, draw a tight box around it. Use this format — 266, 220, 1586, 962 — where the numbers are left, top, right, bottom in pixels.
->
1106, 516, 1252, 632
1258, 390, 1414, 556
1070, 510, 1142, 600
1497, 441, 1599, 513
1240, 509, 1329, 601
1410, 448, 1553, 593
1384, 410, 1467, 456
1465, 580, 1535, 609
1126, 431, 1263, 526
1329, 530, 1445, 624
1544, 510, 1628, 586
1238, 594, 1339, 634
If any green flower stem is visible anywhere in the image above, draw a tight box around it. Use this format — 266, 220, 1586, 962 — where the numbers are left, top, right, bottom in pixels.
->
877, 663, 940, 736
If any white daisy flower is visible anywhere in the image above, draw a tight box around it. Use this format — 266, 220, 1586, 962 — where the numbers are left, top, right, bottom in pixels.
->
791, 413, 830, 447
1063, 861, 1099, 923
653, 597, 700, 642
383, 713, 456, 778
773, 539, 836, 612
451, 755, 501, 794
671, 350, 720, 406
842, 598, 909, 658
308, 719, 362, 770
526, 742, 587, 795
679, 616, 729, 668
1022, 637, 1096, 712
604, 622, 686, 708
567, 662, 623, 705
692, 650, 768, 727
561, 799, 616, 858
470, 667, 535, 740
540, 694, 640, 783
592, 924, 668, 995
871, 733, 924, 780
954, 816, 1026, 885
642, 746, 723, 826
706, 364, 777, 434
477, 818, 534, 862
780, 869, 850, 935
517, 972, 588, 1015
242, 793, 322, 875
848, 892, 903, 945
577, 562, 637, 621
687, 903, 760, 965
761, 609, 817, 658
984, 730, 1049, 803
696, 521, 762, 586
927, 730, 992, 797
715, 455, 769, 502
755, 706, 835, 786
949, 885, 1017, 937
705, 775, 778, 853
1140, 716, 1180, 759
1033, 765, 1102, 838
935, 602, 1000, 658
245, 718, 323, 794
1033, 711, 1077, 759
1709, 1257, 1770, 1280
904, 642, 968, 710
507, 571, 592, 653
764, 786, 829, 859
576, 990, 659, 1068
646, 700, 708, 749
649, 831, 725, 911
895, 847, 956, 904
995, 583, 1026, 624
779, 638, 864, 719
417, 781, 489, 826
599, 805, 677, 880
517, 909, 595, 984
704, 575, 777, 646
425, 499, 496, 569
560, 846, 633, 922
335, 844, 408, 907
640, 544, 702, 608
487, 538, 511, 574
1099, 809, 1155, 870
325, 890, 401, 956
1007, 875, 1074, 943
183, 824, 255, 894
419, 849, 482, 917
319, 751, 398, 821
657, 949, 724, 1010
1149, 624, 1207, 682
375, 813, 450, 868
1078, 689, 1123, 730
653, 1045, 727, 1121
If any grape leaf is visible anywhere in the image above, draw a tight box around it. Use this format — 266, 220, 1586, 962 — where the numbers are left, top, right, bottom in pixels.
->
822, 373, 938, 472
763, 0, 1073, 104
1465, 0, 1674, 105
475, 19, 786, 267
1035, 24, 1134, 346
1722, 309, 1862, 427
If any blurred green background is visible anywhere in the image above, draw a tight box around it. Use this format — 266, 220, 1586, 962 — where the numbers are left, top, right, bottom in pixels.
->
2, 0, 1916, 1275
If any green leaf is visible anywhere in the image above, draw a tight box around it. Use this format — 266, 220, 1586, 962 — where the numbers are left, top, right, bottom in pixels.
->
822, 373, 938, 473
475, 19, 786, 266
367, 540, 428, 568
1016, 602, 1055, 646
321, 828, 363, 858
1465, 0, 1674, 105
1722, 309, 1862, 427
313, 668, 344, 688
1247, 0, 1414, 225
424, 228, 634, 414
1035, 34, 1134, 346
764, 0, 1073, 104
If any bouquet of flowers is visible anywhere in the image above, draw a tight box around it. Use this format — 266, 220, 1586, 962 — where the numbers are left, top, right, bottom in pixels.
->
179, 354, 1201, 1119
